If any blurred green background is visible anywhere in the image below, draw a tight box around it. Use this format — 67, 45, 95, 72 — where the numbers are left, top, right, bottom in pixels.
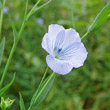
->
0, 0, 110, 109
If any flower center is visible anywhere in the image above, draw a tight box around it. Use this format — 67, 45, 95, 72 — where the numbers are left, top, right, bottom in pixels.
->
54, 47, 62, 58
57, 48, 62, 53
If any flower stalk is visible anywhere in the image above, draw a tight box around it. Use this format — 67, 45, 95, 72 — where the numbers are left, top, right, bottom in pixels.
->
81, 31, 89, 40
0, 0, 40, 88
39, 66, 49, 87
28, 72, 55, 110
0, 0, 52, 89
0, 0, 6, 39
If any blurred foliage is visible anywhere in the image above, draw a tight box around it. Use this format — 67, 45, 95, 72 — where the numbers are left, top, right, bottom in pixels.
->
0, 0, 110, 109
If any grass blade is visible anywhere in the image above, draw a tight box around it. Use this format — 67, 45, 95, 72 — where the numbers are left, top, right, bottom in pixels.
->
26, 0, 52, 21
19, 92, 26, 110
0, 37, 5, 66
0, 74, 15, 97
29, 72, 55, 109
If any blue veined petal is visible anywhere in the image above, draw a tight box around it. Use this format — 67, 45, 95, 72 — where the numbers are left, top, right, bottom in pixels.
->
60, 43, 88, 68
54, 30, 65, 52
46, 55, 73, 75
48, 24, 64, 50
42, 24, 88, 75
61, 28, 81, 50
59, 42, 82, 59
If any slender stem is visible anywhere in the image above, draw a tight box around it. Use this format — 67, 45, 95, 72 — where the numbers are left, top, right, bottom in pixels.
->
0, 43, 15, 88
0, 0, 45, 89
35, 72, 55, 102
39, 66, 49, 87
0, 21, 25, 89
28, 72, 55, 110
81, 31, 89, 40
24, 0, 29, 20
0, 0, 29, 88
27, 0, 41, 19
0, 0, 6, 39
0, 0, 51, 88
28, 66, 49, 110
28, 103, 33, 110
26, 0, 52, 21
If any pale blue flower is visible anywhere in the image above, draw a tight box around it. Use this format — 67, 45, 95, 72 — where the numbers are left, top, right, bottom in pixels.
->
36, 18, 44, 24
3, 7, 8, 14
42, 24, 88, 75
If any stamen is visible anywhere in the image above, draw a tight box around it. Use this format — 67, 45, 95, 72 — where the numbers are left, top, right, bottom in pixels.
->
57, 48, 62, 53
54, 47, 62, 59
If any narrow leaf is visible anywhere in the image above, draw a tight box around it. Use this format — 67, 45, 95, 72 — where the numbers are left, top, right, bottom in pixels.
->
26, 0, 52, 21
88, 1, 110, 32
8, 12, 17, 42
0, 37, 5, 66
19, 92, 26, 110
30, 72, 55, 107
0, 74, 15, 97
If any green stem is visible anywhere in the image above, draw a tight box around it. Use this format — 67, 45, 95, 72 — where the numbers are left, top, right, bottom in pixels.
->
0, 20, 26, 89
0, 0, 45, 89
28, 72, 55, 110
35, 72, 55, 102
0, 0, 6, 39
39, 66, 49, 87
30, 0, 41, 13
81, 31, 89, 40
0, 0, 29, 88
26, 0, 52, 21
28, 66, 49, 110
0, 0, 51, 88
26, 0, 41, 20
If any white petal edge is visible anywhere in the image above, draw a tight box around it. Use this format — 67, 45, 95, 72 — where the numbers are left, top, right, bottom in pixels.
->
61, 28, 81, 49
41, 33, 53, 55
46, 55, 73, 75
65, 43, 88, 68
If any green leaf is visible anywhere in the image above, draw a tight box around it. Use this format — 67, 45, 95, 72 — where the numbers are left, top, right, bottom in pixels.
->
30, 72, 55, 107
19, 92, 26, 110
88, 1, 110, 32
26, 0, 52, 21
0, 37, 5, 66
0, 74, 15, 97
8, 12, 17, 42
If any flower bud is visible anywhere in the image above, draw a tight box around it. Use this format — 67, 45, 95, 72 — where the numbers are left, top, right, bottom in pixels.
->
0, 97, 15, 110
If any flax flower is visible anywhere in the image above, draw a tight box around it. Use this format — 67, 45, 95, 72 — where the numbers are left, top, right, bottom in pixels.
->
42, 24, 88, 75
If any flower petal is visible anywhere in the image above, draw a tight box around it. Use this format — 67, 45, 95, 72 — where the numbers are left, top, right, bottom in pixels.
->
61, 28, 81, 50
46, 55, 73, 75
60, 43, 88, 68
54, 30, 65, 51
41, 33, 54, 55
48, 24, 64, 50
59, 42, 82, 60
